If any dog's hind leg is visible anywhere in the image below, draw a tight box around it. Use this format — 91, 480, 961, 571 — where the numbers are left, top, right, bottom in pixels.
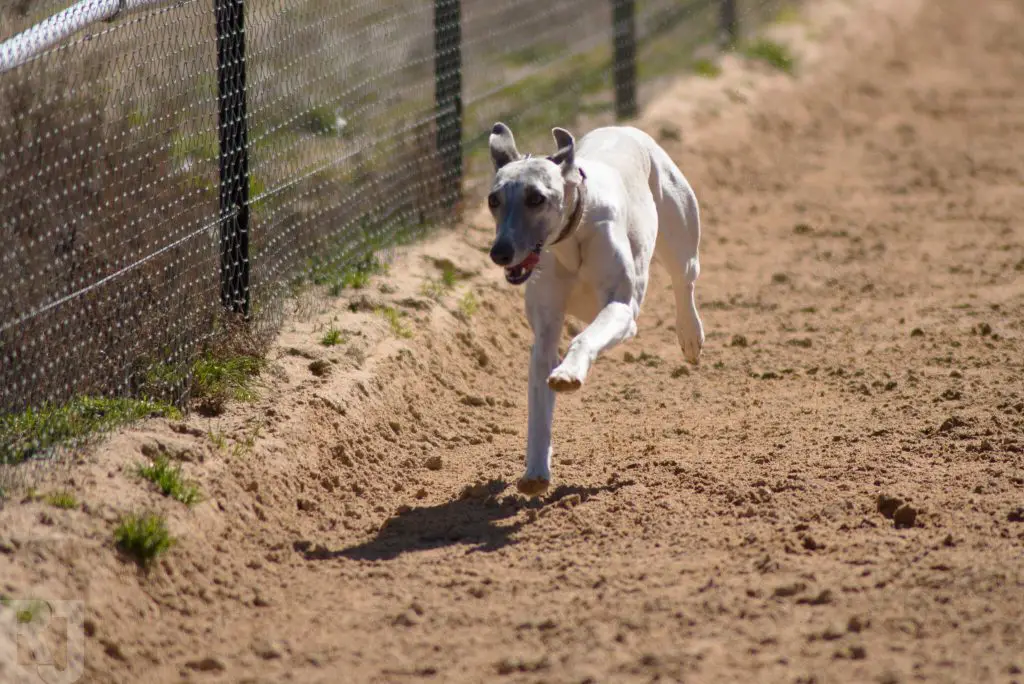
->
652, 153, 704, 364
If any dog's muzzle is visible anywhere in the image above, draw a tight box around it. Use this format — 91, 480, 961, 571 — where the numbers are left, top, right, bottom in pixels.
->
504, 244, 542, 285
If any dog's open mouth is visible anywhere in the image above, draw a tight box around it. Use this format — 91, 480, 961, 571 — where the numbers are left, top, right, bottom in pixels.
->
504, 246, 542, 285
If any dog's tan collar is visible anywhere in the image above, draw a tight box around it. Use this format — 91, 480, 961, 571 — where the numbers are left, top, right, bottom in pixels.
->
549, 167, 587, 248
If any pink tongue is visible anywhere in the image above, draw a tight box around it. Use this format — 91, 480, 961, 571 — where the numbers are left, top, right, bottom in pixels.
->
516, 252, 540, 270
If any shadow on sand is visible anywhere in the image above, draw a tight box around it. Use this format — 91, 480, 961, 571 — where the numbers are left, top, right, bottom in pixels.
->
296, 479, 632, 562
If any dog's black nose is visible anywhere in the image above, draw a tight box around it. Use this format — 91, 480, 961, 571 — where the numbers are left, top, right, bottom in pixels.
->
490, 240, 515, 266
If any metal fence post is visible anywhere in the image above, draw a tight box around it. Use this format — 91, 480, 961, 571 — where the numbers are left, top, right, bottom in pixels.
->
215, 0, 251, 317
612, 0, 637, 121
434, 0, 462, 210
720, 0, 739, 49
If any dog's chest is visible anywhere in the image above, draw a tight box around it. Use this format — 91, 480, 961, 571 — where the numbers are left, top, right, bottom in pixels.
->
565, 276, 602, 323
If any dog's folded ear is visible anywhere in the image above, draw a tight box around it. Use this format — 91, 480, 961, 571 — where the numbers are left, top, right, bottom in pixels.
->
489, 122, 521, 170
549, 127, 582, 184
549, 127, 575, 166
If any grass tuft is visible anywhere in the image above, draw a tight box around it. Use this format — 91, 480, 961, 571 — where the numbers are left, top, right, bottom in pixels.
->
741, 39, 796, 74
137, 456, 201, 505
45, 490, 78, 510
458, 291, 479, 319
693, 58, 722, 78
309, 254, 387, 297
191, 353, 264, 416
376, 306, 413, 339
0, 397, 180, 465
114, 512, 175, 567
320, 327, 345, 347
421, 260, 462, 301
8, 599, 48, 624
774, 3, 802, 24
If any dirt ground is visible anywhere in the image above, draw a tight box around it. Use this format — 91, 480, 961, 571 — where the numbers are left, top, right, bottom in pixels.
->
2, 0, 1023, 682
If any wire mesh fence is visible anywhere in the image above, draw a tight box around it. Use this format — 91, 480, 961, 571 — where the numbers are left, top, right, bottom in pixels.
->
0, 0, 786, 467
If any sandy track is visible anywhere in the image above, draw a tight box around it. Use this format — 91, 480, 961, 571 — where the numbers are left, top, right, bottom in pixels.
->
2, 0, 1023, 682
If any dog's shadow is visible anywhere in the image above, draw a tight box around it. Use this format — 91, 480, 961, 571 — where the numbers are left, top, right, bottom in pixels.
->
299, 479, 631, 562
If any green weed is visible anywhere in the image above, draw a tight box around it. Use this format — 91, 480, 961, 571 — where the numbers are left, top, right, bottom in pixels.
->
377, 306, 412, 339
208, 430, 228, 451
191, 353, 264, 415
114, 512, 175, 567
741, 39, 796, 73
45, 490, 78, 510
10, 599, 48, 624
458, 291, 479, 319
693, 58, 722, 78
231, 423, 262, 459
320, 327, 345, 347
0, 397, 181, 465
774, 4, 802, 24
137, 456, 201, 505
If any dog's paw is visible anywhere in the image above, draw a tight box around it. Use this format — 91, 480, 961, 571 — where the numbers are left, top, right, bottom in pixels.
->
517, 476, 550, 497
677, 316, 705, 365
547, 368, 583, 393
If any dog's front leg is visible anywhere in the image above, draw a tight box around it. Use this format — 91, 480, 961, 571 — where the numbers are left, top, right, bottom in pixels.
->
519, 280, 568, 497
519, 328, 560, 496
548, 300, 637, 393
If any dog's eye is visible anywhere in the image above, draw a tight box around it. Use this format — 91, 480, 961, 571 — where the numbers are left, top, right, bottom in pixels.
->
487, 193, 500, 209
524, 192, 545, 207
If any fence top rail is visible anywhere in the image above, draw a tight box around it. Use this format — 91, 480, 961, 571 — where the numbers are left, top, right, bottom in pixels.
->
0, 0, 183, 74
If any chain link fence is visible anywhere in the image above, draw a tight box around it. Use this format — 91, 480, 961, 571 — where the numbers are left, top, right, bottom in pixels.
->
0, 0, 785, 467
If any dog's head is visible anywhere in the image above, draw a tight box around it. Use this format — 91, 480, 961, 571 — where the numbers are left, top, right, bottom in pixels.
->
486, 122, 583, 285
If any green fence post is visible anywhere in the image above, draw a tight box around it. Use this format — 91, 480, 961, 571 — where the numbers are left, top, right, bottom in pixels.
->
720, 0, 739, 49
434, 0, 462, 210
214, 0, 251, 317
612, 0, 638, 121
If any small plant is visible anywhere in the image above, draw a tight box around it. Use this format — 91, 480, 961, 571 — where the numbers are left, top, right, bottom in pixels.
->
441, 262, 458, 288
114, 512, 175, 566
693, 58, 722, 78
321, 327, 345, 347
9, 599, 48, 624
420, 279, 449, 301
775, 3, 802, 24
191, 352, 264, 415
377, 306, 413, 339
313, 254, 387, 296
0, 397, 181, 465
45, 490, 78, 510
231, 422, 262, 459
458, 291, 480, 319
741, 39, 796, 74
208, 429, 228, 451
624, 351, 662, 367
137, 456, 201, 505
671, 365, 691, 379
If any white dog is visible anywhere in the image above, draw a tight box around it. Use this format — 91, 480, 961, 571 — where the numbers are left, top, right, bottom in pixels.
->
486, 122, 705, 496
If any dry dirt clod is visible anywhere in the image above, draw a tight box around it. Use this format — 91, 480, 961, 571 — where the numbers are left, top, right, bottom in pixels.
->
821, 623, 846, 640
308, 359, 332, 377
393, 610, 420, 627
772, 582, 806, 599
253, 640, 284, 660
877, 494, 904, 519
847, 615, 869, 633
893, 504, 918, 529
424, 455, 443, 471
797, 589, 834, 606
185, 657, 226, 672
